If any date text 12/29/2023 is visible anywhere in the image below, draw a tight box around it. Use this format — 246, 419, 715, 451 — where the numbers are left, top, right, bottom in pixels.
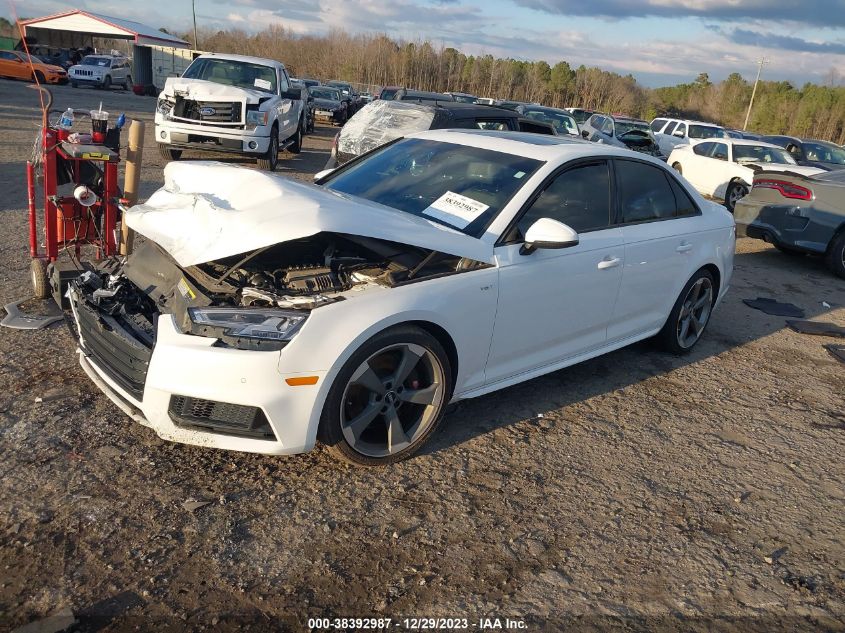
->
307, 617, 528, 630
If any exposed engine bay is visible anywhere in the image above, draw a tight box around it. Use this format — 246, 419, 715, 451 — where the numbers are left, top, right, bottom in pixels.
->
71, 231, 487, 347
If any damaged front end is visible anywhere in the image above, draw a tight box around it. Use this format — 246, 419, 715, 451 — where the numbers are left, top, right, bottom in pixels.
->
72, 230, 484, 358
619, 130, 664, 158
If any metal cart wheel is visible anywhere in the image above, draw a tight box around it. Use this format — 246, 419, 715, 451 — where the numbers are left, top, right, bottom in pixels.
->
31, 258, 50, 299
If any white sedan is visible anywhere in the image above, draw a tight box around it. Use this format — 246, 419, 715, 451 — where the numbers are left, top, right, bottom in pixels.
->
70, 131, 735, 465
668, 138, 825, 212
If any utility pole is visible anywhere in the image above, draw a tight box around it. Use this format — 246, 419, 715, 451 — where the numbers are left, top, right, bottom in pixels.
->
192, 0, 199, 50
743, 57, 768, 131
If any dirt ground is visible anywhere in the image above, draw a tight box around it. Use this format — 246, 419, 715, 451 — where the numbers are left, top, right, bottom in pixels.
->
0, 79, 843, 633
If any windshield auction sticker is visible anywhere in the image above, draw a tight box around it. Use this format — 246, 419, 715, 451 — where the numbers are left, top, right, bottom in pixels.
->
423, 191, 489, 229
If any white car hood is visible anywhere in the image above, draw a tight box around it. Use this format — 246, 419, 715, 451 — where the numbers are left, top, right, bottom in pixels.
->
162, 77, 269, 103
125, 162, 494, 267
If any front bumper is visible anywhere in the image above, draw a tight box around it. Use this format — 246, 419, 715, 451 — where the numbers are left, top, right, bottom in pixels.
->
155, 116, 271, 154
72, 295, 325, 455
734, 198, 828, 254
69, 75, 105, 85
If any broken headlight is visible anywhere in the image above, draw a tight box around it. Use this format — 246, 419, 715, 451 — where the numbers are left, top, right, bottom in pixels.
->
188, 307, 307, 350
157, 97, 174, 116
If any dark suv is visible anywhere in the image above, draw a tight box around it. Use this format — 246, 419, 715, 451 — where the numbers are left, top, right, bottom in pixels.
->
325, 101, 555, 169
761, 136, 845, 171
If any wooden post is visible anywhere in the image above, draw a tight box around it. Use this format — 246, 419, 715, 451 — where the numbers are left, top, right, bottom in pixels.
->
121, 119, 144, 255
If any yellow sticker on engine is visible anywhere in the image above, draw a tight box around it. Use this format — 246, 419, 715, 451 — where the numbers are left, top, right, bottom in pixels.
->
177, 278, 196, 300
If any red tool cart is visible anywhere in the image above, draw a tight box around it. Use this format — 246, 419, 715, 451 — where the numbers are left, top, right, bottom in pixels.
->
26, 96, 122, 301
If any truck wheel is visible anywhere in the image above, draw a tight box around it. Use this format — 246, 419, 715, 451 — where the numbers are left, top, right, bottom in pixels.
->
257, 125, 279, 171
158, 144, 182, 161
103, 75, 112, 90
289, 123, 302, 154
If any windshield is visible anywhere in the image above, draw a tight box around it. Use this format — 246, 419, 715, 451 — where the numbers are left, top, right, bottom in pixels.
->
803, 142, 845, 165
311, 88, 341, 100
182, 58, 277, 94
380, 88, 398, 100
569, 109, 593, 124
522, 109, 578, 135
689, 124, 726, 139
81, 56, 110, 67
615, 120, 650, 136
733, 144, 797, 165
323, 138, 543, 236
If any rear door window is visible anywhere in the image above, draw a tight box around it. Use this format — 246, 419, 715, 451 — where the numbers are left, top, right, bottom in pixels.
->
615, 160, 678, 223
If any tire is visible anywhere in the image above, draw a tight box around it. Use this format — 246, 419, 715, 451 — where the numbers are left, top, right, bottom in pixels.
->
123, 75, 132, 90
656, 269, 715, 354
158, 144, 182, 161
672, 162, 682, 175
33, 71, 45, 84
825, 230, 845, 279
288, 122, 302, 154
724, 180, 749, 213
102, 75, 112, 90
256, 125, 279, 171
319, 326, 453, 466
31, 258, 49, 299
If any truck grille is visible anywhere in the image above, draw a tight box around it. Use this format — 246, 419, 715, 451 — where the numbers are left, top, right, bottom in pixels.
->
74, 69, 94, 76
75, 299, 152, 400
176, 99, 243, 124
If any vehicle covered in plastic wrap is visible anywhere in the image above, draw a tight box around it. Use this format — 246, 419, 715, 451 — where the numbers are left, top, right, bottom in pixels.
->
324, 100, 556, 169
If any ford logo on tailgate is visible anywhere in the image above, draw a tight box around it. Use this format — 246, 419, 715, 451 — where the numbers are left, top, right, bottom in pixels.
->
199, 107, 216, 116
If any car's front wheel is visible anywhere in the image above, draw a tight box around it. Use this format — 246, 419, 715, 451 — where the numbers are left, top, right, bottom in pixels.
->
320, 326, 452, 466
725, 180, 749, 212
657, 269, 715, 354
102, 75, 111, 90
257, 125, 279, 171
158, 144, 182, 161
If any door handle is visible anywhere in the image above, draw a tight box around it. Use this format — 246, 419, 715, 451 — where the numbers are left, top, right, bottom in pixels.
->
597, 256, 621, 270
676, 242, 693, 253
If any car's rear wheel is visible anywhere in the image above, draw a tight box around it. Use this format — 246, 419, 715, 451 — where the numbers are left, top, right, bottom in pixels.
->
257, 125, 279, 171
123, 75, 132, 90
158, 144, 182, 161
725, 180, 749, 212
825, 230, 845, 279
657, 270, 715, 354
320, 326, 452, 466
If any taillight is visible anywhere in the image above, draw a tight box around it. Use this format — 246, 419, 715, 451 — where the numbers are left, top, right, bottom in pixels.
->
752, 178, 813, 200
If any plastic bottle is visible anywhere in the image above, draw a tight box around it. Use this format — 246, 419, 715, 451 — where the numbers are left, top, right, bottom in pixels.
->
59, 108, 74, 130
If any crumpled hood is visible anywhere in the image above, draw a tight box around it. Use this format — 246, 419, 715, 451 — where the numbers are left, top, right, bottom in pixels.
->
162, 77, 268, 103
125, 162, 494, 267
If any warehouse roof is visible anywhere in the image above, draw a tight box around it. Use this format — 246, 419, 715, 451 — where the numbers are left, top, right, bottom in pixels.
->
21, 10, 189, 48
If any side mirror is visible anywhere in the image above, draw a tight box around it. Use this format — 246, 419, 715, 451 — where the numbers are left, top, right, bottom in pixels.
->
283, 89, 301, 100
313, 168, 335, 182
520, 218, 579, 255
581, 130, 589, 139
673, 129, 685, 138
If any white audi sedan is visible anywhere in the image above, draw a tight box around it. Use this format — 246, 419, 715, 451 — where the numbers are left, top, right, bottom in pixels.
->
70, 131, 734, 465
667, 138, 825, 212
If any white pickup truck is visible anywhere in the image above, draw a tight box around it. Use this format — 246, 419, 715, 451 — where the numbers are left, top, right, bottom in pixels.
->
155, 53, 305, 171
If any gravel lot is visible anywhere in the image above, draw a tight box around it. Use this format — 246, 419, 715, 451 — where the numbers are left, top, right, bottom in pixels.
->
0, 79, 843, 632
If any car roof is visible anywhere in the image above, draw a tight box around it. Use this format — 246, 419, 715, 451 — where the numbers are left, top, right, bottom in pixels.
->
437, 102, 516, 117
704, 138, 784, 148
408, 129, 640, 161
519, 104, 573, 115
197, 53, 284, 68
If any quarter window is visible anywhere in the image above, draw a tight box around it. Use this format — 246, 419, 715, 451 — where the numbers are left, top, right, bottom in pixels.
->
615, 160, 678, 223
517, 162, 612, 236
694, 142, 715, 156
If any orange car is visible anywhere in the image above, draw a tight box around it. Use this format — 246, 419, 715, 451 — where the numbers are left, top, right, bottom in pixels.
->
0, 50, 67, 84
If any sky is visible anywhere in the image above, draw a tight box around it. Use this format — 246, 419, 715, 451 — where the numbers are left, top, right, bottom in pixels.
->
11, 0, 845, 87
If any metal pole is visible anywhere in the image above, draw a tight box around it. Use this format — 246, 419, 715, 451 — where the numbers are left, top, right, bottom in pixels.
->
743, 58, 767, 131
192, 0, 199, 49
